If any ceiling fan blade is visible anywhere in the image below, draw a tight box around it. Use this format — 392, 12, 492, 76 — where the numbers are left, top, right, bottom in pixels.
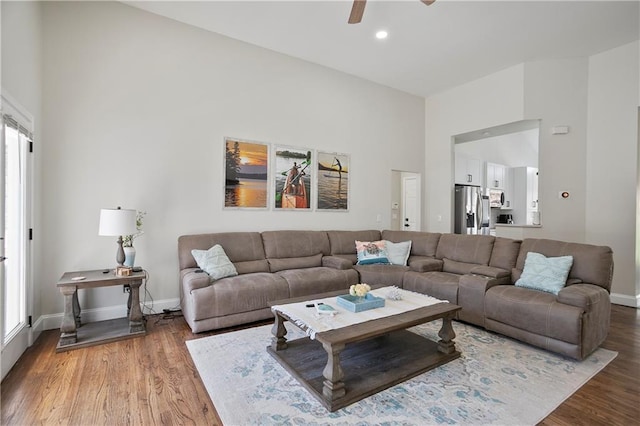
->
348, 0, 366, 24
421, 0, 436, 5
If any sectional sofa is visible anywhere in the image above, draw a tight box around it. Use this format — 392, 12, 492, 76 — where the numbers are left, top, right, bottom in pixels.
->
178, 230, 614, 360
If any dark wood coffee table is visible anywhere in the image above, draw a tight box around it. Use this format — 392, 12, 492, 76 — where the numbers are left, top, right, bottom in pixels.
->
267, 294, 461, 412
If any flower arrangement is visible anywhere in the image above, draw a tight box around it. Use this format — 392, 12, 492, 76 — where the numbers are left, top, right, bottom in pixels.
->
123, 210, 146, 248
349, 283, 371, 298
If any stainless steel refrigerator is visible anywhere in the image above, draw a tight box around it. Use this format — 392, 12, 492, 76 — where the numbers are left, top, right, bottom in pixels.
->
454, 184, 490, 235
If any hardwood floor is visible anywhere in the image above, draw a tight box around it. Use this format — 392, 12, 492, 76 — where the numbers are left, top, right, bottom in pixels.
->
2, 305, 638, 425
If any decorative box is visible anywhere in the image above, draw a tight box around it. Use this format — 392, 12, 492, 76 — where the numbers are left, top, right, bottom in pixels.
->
336, 293, 385, 313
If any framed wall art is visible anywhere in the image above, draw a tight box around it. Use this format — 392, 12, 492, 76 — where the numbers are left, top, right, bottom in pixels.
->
316, 151, 349, 211
273, 145, 312, 210
224, 137, 269, 209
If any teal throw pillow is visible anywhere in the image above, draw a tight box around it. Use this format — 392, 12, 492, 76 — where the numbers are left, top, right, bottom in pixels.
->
355, 240, 390, 265
191, 244, 238, 281
384, 240, 412, 266
515, 252, 573, 295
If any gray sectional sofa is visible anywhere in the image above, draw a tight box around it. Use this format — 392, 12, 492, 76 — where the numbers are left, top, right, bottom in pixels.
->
178, 229, 613, 360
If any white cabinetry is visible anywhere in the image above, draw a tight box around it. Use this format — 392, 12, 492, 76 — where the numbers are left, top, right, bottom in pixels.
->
511, 167, 539, 225
455, 154, 482, 186
486, 162, 506, 189
502, 167, 513, 210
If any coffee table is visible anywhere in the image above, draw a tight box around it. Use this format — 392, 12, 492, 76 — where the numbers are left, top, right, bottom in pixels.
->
267, 292, 461, 412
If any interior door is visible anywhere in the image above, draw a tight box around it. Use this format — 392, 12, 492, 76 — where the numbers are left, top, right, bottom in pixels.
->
402, 174, 420, 231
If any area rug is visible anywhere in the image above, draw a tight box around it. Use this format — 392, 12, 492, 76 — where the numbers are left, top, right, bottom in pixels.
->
186, 321, 616, 425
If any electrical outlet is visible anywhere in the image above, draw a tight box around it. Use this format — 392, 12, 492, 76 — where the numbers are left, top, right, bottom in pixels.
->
123, 284, 130, 293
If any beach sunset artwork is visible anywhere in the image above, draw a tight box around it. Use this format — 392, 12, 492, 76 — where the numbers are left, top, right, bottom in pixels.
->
316, 151, 349, 211
224, 138, 269, 208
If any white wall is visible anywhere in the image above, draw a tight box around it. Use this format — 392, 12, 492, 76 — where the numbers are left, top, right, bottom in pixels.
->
586, 41, 639, 305
1, 0, 43, 380
424, 64, 525, 232
523, 58, 589, 242
39, 2, 425, 318
425, 51, 639, 303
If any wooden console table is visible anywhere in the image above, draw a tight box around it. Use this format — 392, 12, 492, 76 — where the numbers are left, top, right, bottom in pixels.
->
56, 269, 146, 352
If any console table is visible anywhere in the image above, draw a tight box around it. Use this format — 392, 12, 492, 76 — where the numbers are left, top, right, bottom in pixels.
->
56, 269, 146, 352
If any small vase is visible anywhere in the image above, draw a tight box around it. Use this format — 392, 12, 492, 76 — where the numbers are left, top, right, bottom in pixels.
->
124, 246, 136, 267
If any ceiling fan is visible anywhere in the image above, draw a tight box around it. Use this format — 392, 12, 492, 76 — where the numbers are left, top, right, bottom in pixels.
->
348, 0, 436, 24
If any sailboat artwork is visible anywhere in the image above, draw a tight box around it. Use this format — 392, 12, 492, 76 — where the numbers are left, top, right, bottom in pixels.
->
317, 151, 350, 211
274, 146, 312, 210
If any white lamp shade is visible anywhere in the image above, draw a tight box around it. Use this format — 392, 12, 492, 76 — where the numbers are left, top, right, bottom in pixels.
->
98, 208, 138, 236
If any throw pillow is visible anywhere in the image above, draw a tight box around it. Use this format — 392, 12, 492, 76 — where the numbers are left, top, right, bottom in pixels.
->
191, 244, 238, 281
384, 240, 412, 266
515, 251, 573, 295
355, 240, 390, 265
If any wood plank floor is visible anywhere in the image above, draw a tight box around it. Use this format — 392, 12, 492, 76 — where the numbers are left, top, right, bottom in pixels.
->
2, 304, 638, 425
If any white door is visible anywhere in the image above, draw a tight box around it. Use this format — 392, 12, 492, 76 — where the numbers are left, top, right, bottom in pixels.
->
1, 95, 33, 380
402, 174, 420, 231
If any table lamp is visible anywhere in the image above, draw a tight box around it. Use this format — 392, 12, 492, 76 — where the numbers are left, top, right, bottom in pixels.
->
99, 207, 138, 267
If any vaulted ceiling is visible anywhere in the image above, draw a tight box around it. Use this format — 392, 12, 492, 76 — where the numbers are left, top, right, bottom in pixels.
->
125, 1, 640, 97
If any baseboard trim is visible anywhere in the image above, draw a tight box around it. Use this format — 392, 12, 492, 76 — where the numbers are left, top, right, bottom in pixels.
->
610, 292, 640, 308
39, 297, 181, 331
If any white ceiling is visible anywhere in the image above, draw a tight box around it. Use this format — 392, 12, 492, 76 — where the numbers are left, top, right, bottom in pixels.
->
124, 1, 640, 98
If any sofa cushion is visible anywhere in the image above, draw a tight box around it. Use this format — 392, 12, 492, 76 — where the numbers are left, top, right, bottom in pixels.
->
262, 230, 330, 259
515, 239, 613, 292
515, 252, 573, 295
489, 237, 521, 271
190, 272, 290, 320
409, 258, 443, 272
442, 258, 476, 275
327, 230, 382, 256
485, 285, 583, 345
384, 240, 412, 265
276, 267, 359, 298
382, 230, 441, 257
354, 264, 409, 287
403, 271, 459, 304
191, 245, 238, 281
436, 234, 495, 265
268, 253, 323, 273
355, 240, 390, 265
178, 232, 269, 274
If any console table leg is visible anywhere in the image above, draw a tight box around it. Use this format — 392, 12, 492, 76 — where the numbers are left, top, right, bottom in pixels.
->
438, 315, 457, 355
128, 282, 145, 333
59, 286, 78, 346
271, 312, 288, 351
322, 342, 346, 401
72, 290, 81, 328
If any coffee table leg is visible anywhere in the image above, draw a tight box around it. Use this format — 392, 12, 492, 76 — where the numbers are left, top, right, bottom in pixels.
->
271, 312, 288, 351
322, 342, 346, 401
438, 315, 457, 354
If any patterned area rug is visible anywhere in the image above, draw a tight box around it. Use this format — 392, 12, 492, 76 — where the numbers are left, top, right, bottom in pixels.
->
186, 321, 616, 425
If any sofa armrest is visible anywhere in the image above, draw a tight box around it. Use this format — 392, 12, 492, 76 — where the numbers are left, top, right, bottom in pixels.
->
409, 258, 443, 273
557, 283, 610, 311
322, 255, 354, 270
181, 268, 211, 293
469, 265, 510, 279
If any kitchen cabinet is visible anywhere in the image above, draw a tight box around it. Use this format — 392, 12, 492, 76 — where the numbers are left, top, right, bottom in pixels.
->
455, 154, 482, 186
511, 167, 539, 225
486, 162, 506, 189
501, 167, 513, 210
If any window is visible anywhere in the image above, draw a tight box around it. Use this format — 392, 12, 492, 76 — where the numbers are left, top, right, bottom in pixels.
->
1, 111, 32, 346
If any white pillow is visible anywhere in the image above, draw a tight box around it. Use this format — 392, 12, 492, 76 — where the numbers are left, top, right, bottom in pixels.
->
515, 252, 573, 295
384, 240, 412, 266
191, 244, 238, 281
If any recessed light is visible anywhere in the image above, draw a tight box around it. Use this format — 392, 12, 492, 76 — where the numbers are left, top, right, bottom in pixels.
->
375, 30, 388, 40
